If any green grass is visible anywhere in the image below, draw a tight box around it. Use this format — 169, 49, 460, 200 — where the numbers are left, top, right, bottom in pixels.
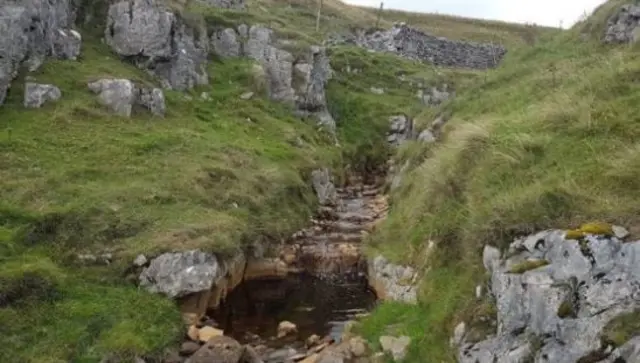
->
1, 34, 343, 361
0, 0, 463, 358
0, 0, 591, 360
359, 1, 640, 361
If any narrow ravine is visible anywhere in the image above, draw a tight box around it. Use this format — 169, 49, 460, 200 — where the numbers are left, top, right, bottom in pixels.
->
175, 173, 390, 362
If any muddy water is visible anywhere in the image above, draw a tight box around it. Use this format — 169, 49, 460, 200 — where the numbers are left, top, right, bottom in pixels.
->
209, 181, 388, 350
210, 273, 377, 347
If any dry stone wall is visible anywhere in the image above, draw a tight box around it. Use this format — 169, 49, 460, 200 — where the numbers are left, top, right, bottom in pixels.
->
329, 23, 507, 70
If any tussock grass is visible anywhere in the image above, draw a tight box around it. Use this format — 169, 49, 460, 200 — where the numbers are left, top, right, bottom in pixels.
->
360, 1, 640, 361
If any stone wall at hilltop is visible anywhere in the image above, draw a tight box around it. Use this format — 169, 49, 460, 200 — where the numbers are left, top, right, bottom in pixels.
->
329, 23, 507, 70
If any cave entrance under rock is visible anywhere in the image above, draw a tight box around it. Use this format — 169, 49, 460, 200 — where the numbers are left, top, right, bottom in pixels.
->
208, 271, 378, 348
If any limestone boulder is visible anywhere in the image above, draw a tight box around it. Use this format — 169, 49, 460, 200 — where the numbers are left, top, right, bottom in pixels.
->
139, 250, 222, 299
23, 82, 61, 108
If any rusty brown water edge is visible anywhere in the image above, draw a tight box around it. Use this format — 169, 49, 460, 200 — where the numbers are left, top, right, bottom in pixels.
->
176, 176, 391, 345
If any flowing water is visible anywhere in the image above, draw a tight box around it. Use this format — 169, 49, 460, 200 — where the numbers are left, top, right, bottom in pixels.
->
207, 179, 388, 359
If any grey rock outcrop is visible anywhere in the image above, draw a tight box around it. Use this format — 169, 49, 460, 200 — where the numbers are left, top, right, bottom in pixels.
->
418, 84, 453, 106
185, 336, 244, 363
88, 78, 166, 117
245, 25, 295, 104
206, 24, 336, 130
24, 82, 62, 108
328, 23, 506, 69
139, 250, 221, 299
311, 168, 338, 206
387, 114, 414, 147
212, 28, 241, 58
137, 87, 166, 116
195, 0, 245, 9
604, 4, 640, 44
105, 0, 209, 91
294, 46, 335, 130
369, 255, 417, 304
0, 0, 80, 106
456, 229, 640, 363
52, 28, 82, 60
88, 78, 137, 116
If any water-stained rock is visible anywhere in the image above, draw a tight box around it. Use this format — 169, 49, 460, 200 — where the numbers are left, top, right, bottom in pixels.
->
139, 250, 221, 299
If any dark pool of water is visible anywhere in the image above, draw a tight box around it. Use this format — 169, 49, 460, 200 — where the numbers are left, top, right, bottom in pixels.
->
209, 273, 378, 346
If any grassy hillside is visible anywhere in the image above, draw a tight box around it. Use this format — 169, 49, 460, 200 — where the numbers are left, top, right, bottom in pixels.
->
359, 1, 640, 362
0, 0, 548, 361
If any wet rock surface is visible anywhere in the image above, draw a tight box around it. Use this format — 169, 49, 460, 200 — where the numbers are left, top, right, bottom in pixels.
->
287, 179, 389, 277
455, 228, 640, 363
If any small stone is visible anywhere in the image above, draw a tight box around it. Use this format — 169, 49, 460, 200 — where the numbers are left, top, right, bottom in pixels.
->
133, 254, 148, 267
369, 352, 386, 363
187, 325, 199, 341
198, 326, 223, 342
472, 284, 483, 300
370, 87, 385, 94
450, 322, 466, 347
306, 334, 321, 347
379, 335, 411, 362
277, 320, 297, 338
299, 353, 319, 363
180, 341, 201, 356
348, 336, 367, 357
613, 225, 629, 239
240, 345, 262, 363
482, 245, 501, 273
23, 82, 62, 108
240, 91, 254, 100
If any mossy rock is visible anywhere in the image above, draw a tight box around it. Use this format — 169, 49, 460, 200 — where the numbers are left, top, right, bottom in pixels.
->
508, 259, 550, 274
557, 300, 576, 319
601, 310, 640, 347
565, 222, 614, 241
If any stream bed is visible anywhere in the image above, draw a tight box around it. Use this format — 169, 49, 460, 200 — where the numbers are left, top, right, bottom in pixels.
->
210, 272, 378, 347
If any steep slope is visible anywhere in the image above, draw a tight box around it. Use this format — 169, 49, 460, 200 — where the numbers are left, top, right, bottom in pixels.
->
360, 1, 640, 362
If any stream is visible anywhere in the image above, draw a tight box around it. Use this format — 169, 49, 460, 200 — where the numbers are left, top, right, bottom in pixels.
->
206, 177, 389, 361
